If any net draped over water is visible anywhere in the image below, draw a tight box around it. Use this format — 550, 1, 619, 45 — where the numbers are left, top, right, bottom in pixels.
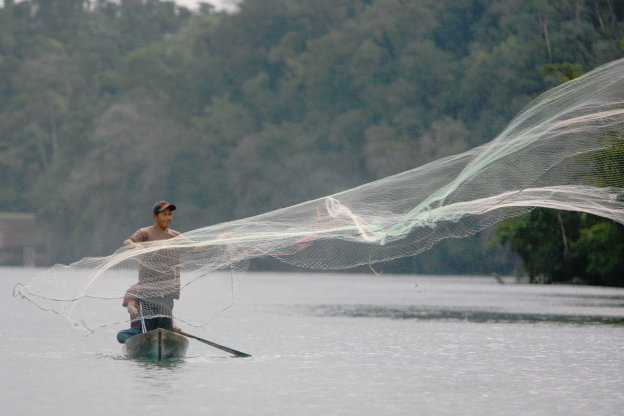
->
15, 58, 624, 331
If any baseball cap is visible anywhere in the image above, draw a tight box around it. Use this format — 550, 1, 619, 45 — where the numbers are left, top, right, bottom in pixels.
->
153, 200, 177, 214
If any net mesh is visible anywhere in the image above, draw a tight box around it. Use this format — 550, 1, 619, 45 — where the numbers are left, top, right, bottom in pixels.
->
14, 57, 624, 332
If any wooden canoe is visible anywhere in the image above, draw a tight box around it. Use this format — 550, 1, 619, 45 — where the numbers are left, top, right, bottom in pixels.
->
123, 328, 189, 361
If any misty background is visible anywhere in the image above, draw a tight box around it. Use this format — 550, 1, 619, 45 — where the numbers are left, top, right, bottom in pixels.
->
0, 0, 623, 278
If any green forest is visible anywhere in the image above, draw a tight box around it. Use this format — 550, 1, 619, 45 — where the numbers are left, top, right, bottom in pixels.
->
1, 0, 623, 285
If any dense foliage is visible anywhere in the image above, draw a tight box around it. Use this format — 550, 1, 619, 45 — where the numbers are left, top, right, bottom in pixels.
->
494, 135, 624, 286
0, 0, 623, 282
494, 209, 624, 286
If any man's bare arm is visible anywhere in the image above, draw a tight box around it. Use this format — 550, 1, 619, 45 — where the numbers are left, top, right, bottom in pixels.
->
127, 298, 138, 317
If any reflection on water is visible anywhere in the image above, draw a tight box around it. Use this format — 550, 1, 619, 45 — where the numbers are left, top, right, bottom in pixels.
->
131, 357, 188, 369
304, 304, 624, 325
96, 351, 189, 365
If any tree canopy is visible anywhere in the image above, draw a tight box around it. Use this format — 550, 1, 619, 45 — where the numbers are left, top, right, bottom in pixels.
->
1, 0, 623, 283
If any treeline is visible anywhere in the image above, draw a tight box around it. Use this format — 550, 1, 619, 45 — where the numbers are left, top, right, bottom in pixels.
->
0, 0, 623, 283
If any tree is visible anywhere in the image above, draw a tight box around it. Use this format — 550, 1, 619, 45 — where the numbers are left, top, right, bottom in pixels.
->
494, 209, 624, 286
1, 0, 623, 275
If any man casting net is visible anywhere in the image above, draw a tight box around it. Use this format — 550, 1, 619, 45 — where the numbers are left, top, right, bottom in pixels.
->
14, 57, 624, 332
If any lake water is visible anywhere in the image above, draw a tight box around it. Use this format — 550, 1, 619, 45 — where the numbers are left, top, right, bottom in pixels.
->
2, 267, 623, 415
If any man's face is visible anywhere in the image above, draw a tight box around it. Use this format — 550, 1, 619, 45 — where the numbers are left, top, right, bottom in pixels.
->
153, 209, 174, 230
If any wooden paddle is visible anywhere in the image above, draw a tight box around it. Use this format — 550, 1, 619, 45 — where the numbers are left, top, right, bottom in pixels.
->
180, 331, 252, 358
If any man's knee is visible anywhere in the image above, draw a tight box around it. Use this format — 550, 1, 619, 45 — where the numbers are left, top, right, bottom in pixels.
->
117, 330, 129, 343
117, 328, 140, 343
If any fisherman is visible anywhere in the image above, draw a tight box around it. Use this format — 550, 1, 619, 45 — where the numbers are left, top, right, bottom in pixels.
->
121, 200, 183, 335
116, 283, 141, 343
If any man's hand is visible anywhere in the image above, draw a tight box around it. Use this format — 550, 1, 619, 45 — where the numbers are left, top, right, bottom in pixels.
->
173, 321, 182, 333
123, 239, 143, 249
217, 232, 231, 240
128, 304, 138, 317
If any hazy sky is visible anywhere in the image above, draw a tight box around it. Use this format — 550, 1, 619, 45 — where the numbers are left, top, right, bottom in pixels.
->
0, 1, 242, 13
175, 0, 241, 12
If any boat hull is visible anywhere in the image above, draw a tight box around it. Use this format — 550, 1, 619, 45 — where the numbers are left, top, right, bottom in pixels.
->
123, 328, 189, 361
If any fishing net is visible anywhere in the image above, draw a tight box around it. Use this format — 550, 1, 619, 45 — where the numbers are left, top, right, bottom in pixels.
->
14, 57, 624, 332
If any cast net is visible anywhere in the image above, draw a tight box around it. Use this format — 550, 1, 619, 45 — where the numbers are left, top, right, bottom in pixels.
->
14, 57, 624, 332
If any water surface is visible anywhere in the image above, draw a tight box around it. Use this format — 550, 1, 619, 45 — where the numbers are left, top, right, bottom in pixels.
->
2, 268, 623, 415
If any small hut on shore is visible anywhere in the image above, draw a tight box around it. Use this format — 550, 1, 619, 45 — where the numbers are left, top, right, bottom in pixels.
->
0, 213, 47, 266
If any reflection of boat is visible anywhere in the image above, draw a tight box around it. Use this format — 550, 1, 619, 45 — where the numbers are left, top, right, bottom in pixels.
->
123, 328, 189, 361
